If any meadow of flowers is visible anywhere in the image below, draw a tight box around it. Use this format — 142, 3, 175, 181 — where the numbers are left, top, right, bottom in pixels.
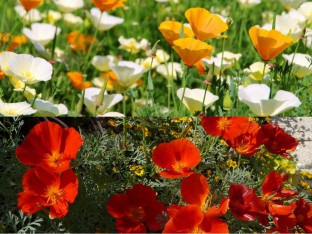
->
0, 0, 311, 117
1, 0, 312, 233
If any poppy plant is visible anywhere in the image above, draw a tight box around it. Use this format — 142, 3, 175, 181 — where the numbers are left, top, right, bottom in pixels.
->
172, 38, 213, 67
18, 167, 78, 218
106, 184, 167, 233
158, 21, 194, 46
261, 123, 298, 158
249, 26, 294, 61
19, 0, 43, 11
66, 31, 97, 52
163, 173, 229, 233
185, 8, 228, 41
152, 138, 201, 178
16, 121, 84, 173
91, 0, 126, 12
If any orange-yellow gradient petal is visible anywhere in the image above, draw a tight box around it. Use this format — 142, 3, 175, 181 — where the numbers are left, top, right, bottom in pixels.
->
67, 72, 92, 90
158, 21, 194, 46
172, 38, 213, 67
185, 8, 228, 41
249, 26, 294, 61
20, 0, 43, 11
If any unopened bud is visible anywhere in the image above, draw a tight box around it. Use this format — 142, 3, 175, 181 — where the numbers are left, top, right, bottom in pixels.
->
150, 40, 160, 58
76, 91, 84, 115
96, 74, 109, 106
223, 90, 232, 111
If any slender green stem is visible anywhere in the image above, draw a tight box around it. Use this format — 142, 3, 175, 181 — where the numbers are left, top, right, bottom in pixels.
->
178, 66, 189, 115
238, 7, 246, 51
261, 61, 267, 84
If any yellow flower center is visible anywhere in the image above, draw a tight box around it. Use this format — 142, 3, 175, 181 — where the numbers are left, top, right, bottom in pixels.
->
3, 109, 16, 115
45, 150, 63, 169
129, 206, 145, 221
44, 186, 64, 205
217, 117, 231, 131
21, 70, 35, 82
235, 139, 250, 154
171, 161, 185, 173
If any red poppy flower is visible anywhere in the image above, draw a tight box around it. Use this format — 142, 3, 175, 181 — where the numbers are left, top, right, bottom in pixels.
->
163, 173, 229, 233
16, 121, 83, 173
261, 123, 298, 158
106, 184, 167, 233
225, 121, 267, 156
18, 167, 78, 218
292, 198, 312, 232
200, 116, 250, 139
252, 171, 298, 226
152, 139, 201, 178
228, 184, 259, 221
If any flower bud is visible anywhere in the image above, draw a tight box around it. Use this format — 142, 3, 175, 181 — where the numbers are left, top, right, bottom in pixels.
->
223, 90, 232, 111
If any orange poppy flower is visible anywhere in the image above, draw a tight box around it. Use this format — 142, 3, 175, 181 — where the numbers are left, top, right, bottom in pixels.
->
0, 69, 5, 79
18, 167, 78, 218
152, 139, 201, 178
185, 8, 228, 41
67, 31, 97, 52
91, 0, 126, 12
99, 71, 120, 91
172, 38, 213, 67
158, 21, 194, 46
67, 71, 93, 90
249, 26, 294, 61
163, 173, 229, 233
0, 33, 27, 51
107, 184, 167, 233
15, 121, 84, 173
19, 0, 43, 11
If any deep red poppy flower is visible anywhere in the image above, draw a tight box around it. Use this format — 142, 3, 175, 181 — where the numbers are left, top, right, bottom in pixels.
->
225, 121, 267, 157
16, 121, 83, 173
261, 123, 298, 158
18, 167, 78, 218
106, 184, 167, 233
152, 139, 201, 178
164, 173, 229, 233
229, 184, 259, 221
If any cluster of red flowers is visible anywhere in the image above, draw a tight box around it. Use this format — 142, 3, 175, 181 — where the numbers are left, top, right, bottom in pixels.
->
16, 121, 83, 218
229, 171, 312, 233
201, 116, 298, 158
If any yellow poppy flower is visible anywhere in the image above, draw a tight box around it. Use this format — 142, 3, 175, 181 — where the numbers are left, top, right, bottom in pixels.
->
185, 8, 228, 41
158, 21, 194, 46
19, 0, 43, 11
249, 26, 294, 61
172, 38, 213, 67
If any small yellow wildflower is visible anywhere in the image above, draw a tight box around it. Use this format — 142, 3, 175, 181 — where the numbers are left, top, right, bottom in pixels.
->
219, 139, 228, 146
300, 180, 311, 190
226, 159, 237, 168
301, 171, 312, 179
181, 117, 192, 122
112, 167, 117, 173
248, 117, 256, 122
206, 170, 212, 177
214, 175, 220, 182
129, 165, 145, 176
108, 119, 116, 127
155, 165, 162, 173
265, 116, 270, 123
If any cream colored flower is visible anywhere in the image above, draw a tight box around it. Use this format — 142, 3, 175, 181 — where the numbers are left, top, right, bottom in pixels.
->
243, 61, 270, 81
53, 0, 84, 13
282, 53, 312, 78
63, 13, 83, 27
0, 99, 36, 116
9, 54, 53, 84
87, 8, 124, 31
14, 5, 42, 24
0, 51, 18, 76
202, 57, 233, 75
177, 88, 219, 114
298, 2, 312, 22
30, 99, 68, 116
156, 62, 182, 80
23, 23, 61, 47
279, 0, 306, 10
41, 10, 62, 24
216, 51, 242, 64
135, 57, 160, 70
238, 84, 301, 116
91, 55, 118, 72
118, 36, 149, 54
146, 49, 170, 63
237, 0, 261, 7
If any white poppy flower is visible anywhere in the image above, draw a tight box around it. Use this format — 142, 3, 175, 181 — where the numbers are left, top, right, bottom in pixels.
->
282, 53, 312, 78
156, 62, 182, 80
0, 99, 36, 116
63, 13, 83, 27
177, 88, 219, 114
237, 0, 261, 7
202, 57, 233, 76
41, 10, 62, 23
146, 49, 170, 63
135, 57, 160, 70
97, 112, 125, 117
33, 42, 64, 62
109, 61, 147, 88
0, 52, 18, 76
216, 51, 242, 64
23, 86, 42, 100
279, 0, 306, 10
87, 8, 124, 31
9, 76, 25, 91
53, 0, 84, 13
30, 99, 68, 116
14, 5, 42, 24
118, 36, 149, 54
243, 61, 270, 81
9, 54, 53, 84
238, 84, 301, 116
78, 87, 123, 115
91, 55, 118, 72
298, 2, 312, 22
22, 23, 61, 47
